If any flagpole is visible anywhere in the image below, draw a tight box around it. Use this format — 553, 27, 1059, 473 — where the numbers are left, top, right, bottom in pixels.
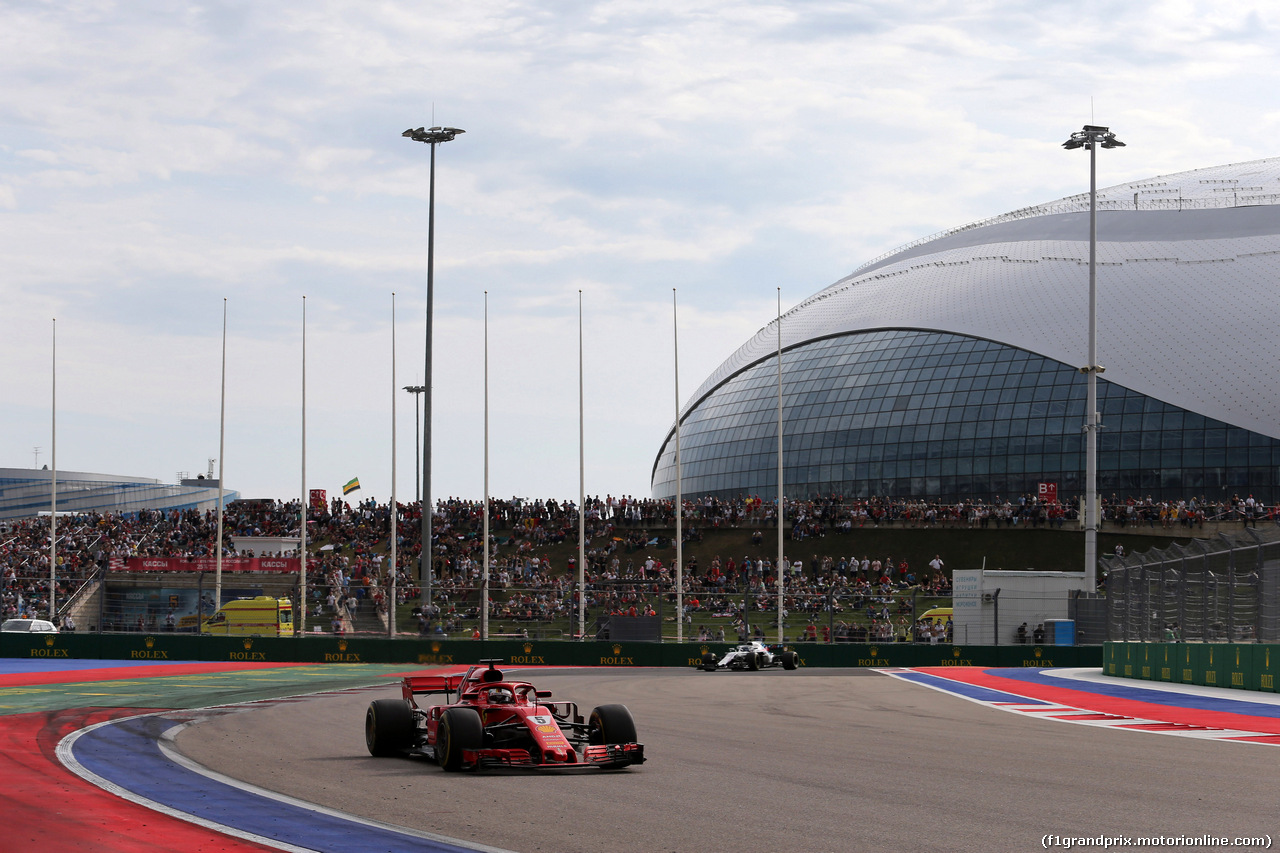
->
50, 318, 57, 624
300, 295, 307, 636
216, 298, 227, 613
483, 290, 491, 641
390, 292, 398, 638
776, 287, 784, 644
673, 289, 682, 646
577, 290, 585, 641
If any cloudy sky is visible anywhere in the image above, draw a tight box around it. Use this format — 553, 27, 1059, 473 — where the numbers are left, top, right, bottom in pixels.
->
3, 1, 1277, 506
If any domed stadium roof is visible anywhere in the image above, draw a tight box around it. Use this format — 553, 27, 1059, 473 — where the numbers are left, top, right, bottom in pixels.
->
682, 157, 1280, 445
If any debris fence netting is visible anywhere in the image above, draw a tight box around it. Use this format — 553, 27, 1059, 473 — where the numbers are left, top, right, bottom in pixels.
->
1102, 527, 1280, 643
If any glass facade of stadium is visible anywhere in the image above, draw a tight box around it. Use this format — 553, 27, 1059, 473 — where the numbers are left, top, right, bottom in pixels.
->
651, 329, 1280, 503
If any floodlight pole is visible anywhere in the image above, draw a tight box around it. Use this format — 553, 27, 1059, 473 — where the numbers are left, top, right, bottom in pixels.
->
402, 125, 465, 614
50, 319, 57, 624
1063, 124, 1124, 592
404, 385, 426, 503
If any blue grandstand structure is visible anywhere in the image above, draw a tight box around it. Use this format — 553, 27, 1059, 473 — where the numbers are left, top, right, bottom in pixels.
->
0, 467, 238, 520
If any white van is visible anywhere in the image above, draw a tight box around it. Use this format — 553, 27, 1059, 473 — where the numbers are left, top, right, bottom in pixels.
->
1, 618, 60, 633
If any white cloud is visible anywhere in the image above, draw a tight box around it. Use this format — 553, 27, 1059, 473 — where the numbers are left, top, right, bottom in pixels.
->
2, 0, 1278, 501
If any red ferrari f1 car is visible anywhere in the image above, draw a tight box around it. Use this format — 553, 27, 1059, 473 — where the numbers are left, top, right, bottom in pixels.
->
364, 659, 645, 771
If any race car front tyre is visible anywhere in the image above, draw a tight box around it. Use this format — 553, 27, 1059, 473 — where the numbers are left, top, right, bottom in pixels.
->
437, 707, 483, 771
781, 650, 799, 670
365, 699, 415, 757
701, 651, 717, 671
588, 704, 637, 745
746, 652, 760, 671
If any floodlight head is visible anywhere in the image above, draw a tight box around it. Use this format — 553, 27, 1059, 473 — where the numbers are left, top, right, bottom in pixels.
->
1063, 124, 1123, 151
403, 125, 465, 145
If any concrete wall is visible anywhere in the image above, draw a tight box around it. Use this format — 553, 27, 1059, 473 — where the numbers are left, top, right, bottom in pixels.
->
229, 536, 301, 556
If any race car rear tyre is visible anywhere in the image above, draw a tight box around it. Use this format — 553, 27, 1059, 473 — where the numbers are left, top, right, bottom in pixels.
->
437, 707, 483, 771
701, 651, 717, 672
588, 704, 637, 745
365, 699, 415, 757
746, 652, 760, 671
781, 650, 799, 670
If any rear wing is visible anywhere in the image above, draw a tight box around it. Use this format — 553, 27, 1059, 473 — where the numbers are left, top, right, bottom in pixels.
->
402, 674, 466, 702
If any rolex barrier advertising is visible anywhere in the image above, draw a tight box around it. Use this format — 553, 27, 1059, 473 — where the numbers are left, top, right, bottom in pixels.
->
1104, 642, 1279, 693
1254, 643, 1279, 692
2, 631, 1102, 669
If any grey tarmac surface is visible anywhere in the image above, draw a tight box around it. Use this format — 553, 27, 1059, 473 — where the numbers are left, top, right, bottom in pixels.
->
175, 668, 1278, 853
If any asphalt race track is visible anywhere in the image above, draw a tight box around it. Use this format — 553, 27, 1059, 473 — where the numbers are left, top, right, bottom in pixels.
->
172, 668, 1278, 853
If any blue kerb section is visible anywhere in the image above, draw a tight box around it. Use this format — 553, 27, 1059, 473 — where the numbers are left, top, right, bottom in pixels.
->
0, 659, 205, 675
992, 668, 1280, 720
72, 714, 482, 853
895, 671, 1051, 705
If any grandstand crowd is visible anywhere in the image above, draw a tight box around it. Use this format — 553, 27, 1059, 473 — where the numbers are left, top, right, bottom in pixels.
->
1, 492, 1272, 633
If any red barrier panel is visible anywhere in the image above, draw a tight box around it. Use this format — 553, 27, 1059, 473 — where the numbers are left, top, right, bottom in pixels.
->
114, 557, 302, 573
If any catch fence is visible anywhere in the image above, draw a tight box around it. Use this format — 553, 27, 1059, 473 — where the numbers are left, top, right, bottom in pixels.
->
1101, 527, 1280, 642
58, 571, 949, 645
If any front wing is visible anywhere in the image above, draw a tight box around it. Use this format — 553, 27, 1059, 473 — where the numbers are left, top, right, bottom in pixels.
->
456, 742, 645, 771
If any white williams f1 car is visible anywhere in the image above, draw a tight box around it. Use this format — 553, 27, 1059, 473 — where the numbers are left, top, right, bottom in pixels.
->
698, 641, 799, 672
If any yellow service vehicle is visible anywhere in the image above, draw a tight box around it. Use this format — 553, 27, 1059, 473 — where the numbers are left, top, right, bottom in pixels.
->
918, 606, 952, 627
201, 596, 294, 637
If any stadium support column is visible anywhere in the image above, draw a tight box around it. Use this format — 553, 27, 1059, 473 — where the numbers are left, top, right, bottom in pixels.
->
1062, 124, 1124, 591
402, 125, 465, 608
